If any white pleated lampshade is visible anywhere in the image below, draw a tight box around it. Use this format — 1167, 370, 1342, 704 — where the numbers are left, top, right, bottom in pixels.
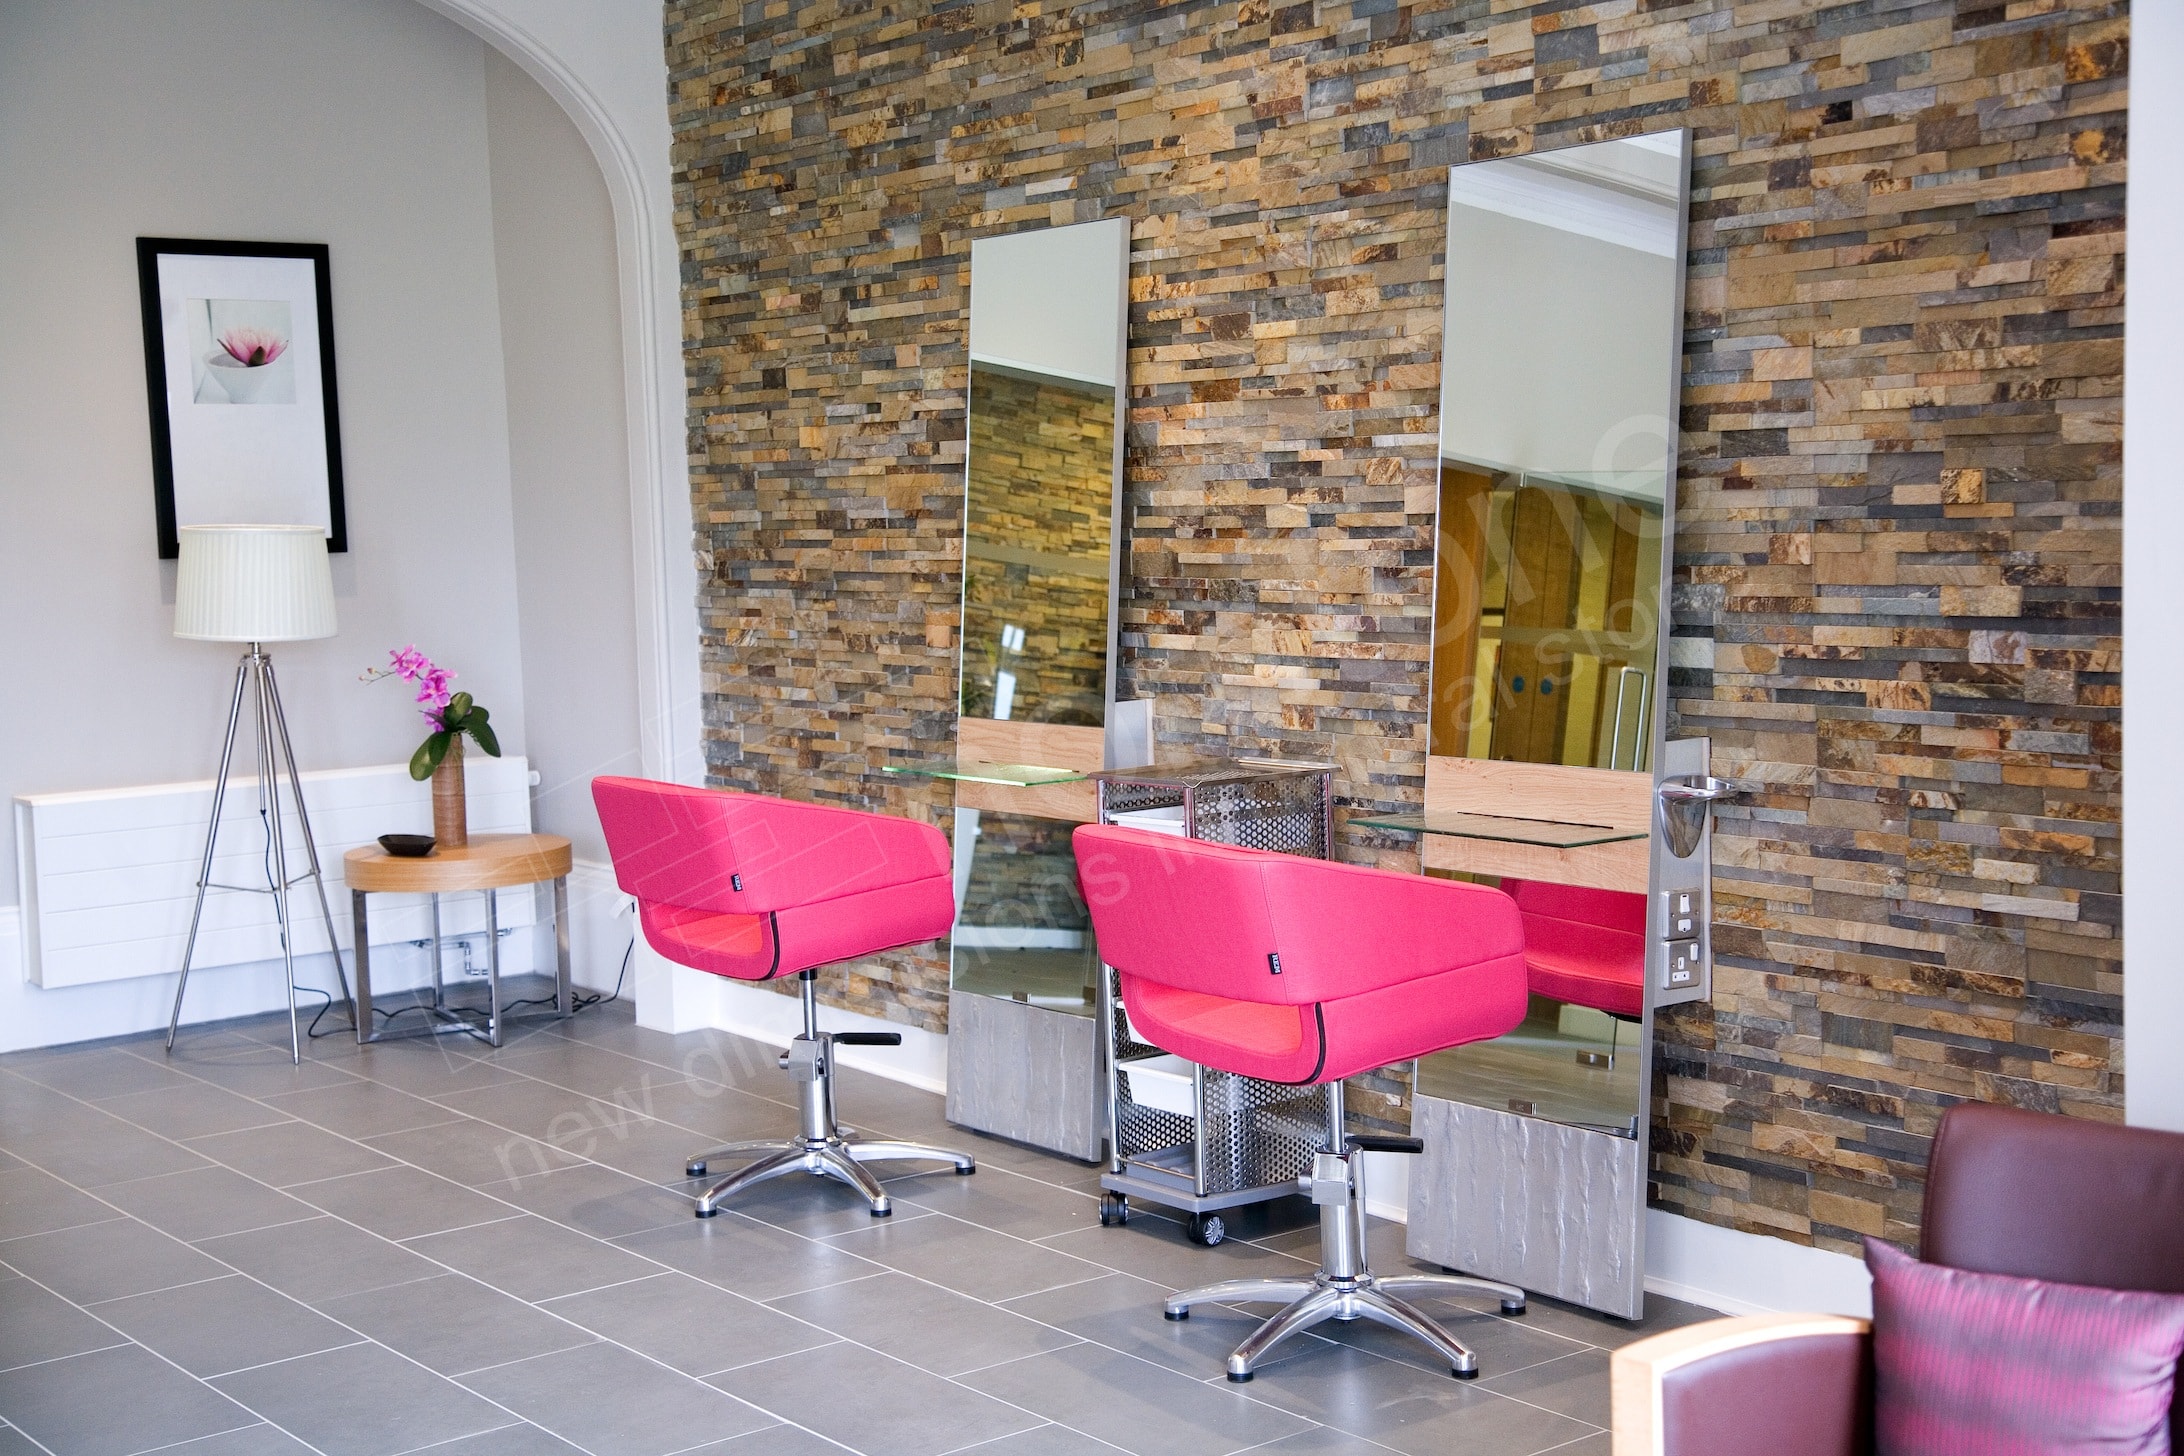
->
174, 525, 338, 642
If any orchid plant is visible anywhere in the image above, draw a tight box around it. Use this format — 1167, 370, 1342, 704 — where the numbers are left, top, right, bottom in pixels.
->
362, 646, 500, 780
217, 328, 287, 367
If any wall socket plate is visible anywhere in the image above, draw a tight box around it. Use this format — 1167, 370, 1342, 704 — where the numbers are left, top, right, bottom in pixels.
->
1651, 735, 1713, 1009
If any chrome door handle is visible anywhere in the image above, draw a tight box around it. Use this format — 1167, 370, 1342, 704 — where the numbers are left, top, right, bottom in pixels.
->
1657, 776, 1735, 858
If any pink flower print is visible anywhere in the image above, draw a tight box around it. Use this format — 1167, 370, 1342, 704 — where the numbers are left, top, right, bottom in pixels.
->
218, 328, 288, 368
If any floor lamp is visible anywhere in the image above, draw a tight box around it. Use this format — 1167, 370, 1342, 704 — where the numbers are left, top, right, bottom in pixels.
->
166, 524, 355, 1063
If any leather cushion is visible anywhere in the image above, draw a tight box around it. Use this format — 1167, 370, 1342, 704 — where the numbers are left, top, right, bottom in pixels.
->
1866, 1237, 2184, 1454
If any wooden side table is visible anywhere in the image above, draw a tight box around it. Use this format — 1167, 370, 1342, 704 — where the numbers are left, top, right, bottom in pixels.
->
345, 833, 574, 1047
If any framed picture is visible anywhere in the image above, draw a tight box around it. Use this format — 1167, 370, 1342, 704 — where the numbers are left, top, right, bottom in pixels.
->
136, 238, 347, 559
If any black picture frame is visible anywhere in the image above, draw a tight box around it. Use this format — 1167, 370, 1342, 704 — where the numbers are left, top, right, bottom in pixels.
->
136, 237, 348, 559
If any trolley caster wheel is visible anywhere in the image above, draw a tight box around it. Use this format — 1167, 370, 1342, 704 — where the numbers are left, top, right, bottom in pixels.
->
686, 1161, 707, 1178
1184, 1213, 1225, 1247
1099, 1193, 1129, 1227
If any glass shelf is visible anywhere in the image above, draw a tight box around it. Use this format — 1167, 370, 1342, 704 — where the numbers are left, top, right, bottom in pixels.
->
882, 759, 1088, 787
1351, 810, 1646, 849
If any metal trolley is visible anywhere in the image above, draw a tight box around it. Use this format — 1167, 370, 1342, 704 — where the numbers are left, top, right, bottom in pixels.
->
1090, 759, 1335, 1245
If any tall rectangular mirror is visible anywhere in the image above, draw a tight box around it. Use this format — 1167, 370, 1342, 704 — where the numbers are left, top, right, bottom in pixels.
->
938, 217, 1130, 1159
1392, 132, 1694, 1319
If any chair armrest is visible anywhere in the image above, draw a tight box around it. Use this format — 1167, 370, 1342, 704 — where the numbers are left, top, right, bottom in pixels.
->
1611, 1313, 1872, 1456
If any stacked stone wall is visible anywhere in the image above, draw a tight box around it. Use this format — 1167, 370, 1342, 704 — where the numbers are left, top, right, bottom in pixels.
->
667, 1, 2127, 1254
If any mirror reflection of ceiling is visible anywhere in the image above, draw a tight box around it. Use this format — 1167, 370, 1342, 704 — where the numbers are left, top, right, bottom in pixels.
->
967, 220, 1126, 388
1439, 133, 1685, 505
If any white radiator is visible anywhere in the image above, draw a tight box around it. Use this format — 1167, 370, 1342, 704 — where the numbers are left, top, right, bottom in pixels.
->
13, 758, 533, 990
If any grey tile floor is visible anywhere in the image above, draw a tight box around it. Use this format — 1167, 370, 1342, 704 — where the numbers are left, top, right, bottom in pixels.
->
0, 995, 1715, 1456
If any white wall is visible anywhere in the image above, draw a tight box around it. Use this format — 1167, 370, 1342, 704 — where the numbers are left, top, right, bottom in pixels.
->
0, 0, 652, 1048
420, 0, 705, 790
2125, 3, 2184, 1133
0, 0, 526, 900
485, 47, 643, 864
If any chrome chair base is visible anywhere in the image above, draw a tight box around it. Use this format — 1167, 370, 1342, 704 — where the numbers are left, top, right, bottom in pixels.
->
686, 1132, 973, 1218
1160, 1081, 1525, 1382
684, 971, 975, 1219
1164, 1270, 1526, 1381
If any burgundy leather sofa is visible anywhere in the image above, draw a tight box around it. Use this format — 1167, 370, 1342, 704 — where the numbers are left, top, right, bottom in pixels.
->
1611, 1102, 2184, 1454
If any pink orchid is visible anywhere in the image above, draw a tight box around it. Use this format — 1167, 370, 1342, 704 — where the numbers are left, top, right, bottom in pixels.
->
415, 668, 454, 711
389, 646, 430, 679
218, 328, 288, 368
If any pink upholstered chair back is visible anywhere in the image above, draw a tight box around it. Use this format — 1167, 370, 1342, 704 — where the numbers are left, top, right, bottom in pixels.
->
592, 777, 950, 916
1074, 825, 1529, 1082
1077, 826, 1523, 1007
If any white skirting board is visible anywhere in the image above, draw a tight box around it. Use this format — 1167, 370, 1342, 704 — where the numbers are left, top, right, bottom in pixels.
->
1643, 1207, 1872, 1318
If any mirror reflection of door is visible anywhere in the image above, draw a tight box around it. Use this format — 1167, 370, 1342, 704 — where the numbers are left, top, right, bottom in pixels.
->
1434, 470, 1663, 772
1417, 131, 1686, 1140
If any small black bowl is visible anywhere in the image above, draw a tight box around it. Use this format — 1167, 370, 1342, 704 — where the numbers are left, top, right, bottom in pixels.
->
378, 834, 436, 858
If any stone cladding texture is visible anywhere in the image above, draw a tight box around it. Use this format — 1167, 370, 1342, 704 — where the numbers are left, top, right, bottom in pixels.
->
665, 0, 2128, 1255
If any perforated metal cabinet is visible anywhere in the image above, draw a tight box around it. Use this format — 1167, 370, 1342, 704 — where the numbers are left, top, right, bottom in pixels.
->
1089, 759, 1335, 1243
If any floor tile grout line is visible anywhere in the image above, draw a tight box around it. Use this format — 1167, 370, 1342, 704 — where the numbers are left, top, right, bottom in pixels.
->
942, 1336, 1092, 1380
930, 1319, 1339, 1432
186, 1337, 377, 1383
79, 1272, 275, 1309
0, 1337, 136, 1379
528, 1268, 675, 1306
121, 1415, 278, 1456
0, 1212, 131, 1244
378, 1418, 537, 1456
943, 1424, 1139, 1456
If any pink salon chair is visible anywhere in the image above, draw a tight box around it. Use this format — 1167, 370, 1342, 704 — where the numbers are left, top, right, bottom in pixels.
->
1075, 824, 1533, 1382
593, 777, 975, 1218
1503, 879, 1645, 1019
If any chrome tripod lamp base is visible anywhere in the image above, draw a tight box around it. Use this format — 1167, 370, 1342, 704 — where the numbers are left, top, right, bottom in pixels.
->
166, 525, 354, 1063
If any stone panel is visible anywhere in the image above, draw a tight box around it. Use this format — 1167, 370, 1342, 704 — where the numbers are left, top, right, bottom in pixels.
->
666, 1, 2128, 1255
